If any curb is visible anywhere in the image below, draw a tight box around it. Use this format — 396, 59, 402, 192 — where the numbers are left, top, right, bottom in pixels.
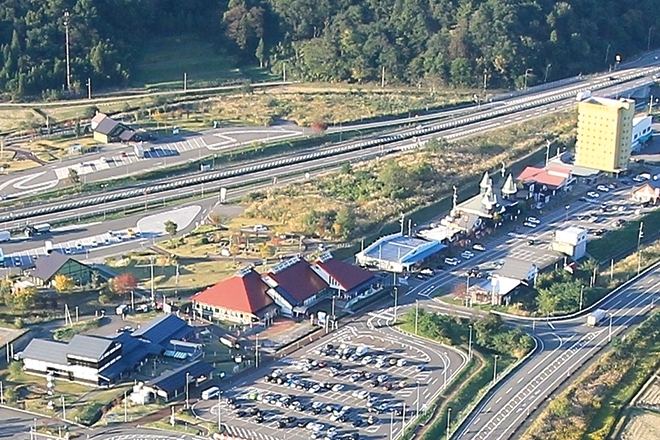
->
450, 335, 541, 439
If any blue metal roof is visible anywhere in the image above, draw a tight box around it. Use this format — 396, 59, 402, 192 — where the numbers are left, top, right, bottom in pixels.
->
132, 314, 191, 347
361, 233, 445, 266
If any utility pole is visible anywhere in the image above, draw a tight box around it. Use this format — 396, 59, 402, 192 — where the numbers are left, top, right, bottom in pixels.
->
64, 11, 71, 91
61, 395, 66, 421
393, 286, 398, 321
637, 222, 644, 275
446, 407, 452, 440
87, 78, 91, 99
124, 391, 128, 422
579, 285, 584, 311
255, 333, 260, 368
218, 391, 222, 432
185, 372, 190, 410
183, 72, 187, 91
282, 62, 286, 82
150, 256, 155, 305
493, 355, 499, 384
414, 300, 419, 335
381, 66, 386, 88
468, 325, 473, 360
608, 314, 613, 342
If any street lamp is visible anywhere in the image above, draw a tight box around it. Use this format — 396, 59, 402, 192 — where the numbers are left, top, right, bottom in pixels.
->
446, 407, 452, 440
415, 300, 419, 335
637, 222, 644, 275
468, 325, 473, 360
218, 391, 223, 432
465, 274, 471, 307
493, 355, 499, 384
416, 381, 420, 417
608, 313, 614, 342
393, 286, 398, 321
443, 352, 448, 390
565, 205, 570, 222
523, 68, 533, 91
649, 26, 655, 52
544, 63, 552, 83
185, 372, 190, 409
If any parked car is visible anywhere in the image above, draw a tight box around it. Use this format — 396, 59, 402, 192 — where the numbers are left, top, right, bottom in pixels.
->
461, 250, 475, 259
596, 184, 610, 192
444, 257, 461, 266
472, 243, 486, 251
523, 221, 538, 228
587, 191, 600, 198
525, 216, 541, 225
420, 267, 434, 276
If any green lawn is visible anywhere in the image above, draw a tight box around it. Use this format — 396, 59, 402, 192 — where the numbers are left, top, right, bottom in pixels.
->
131, 36, 276, 90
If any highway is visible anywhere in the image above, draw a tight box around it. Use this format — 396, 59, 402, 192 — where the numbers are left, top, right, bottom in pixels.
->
1, 63, 658, 231
455, 266, 660, 440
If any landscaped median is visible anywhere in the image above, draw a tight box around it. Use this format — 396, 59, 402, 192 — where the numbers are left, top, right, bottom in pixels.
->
519, 310, 660, 440
395, 309, 534, 440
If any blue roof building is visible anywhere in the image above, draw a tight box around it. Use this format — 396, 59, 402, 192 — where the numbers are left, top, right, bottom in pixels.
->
355, 232, 446, 273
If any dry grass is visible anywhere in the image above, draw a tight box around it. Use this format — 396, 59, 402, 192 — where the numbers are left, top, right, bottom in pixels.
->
0, 108, 44, 132
231, 112, 577, 240
621, 410, 660, 440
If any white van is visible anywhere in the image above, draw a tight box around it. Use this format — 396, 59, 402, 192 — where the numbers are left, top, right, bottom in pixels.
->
201, 386, 220, 400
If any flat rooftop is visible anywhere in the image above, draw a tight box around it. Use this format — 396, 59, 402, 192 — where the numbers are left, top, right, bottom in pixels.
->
360, 233, 445, 265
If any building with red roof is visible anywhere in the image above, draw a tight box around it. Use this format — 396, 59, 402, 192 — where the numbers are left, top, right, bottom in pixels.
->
191, 268, 277, 325
262, 256, 330, 316
517, 165, 575, 204
311, 253, 380, 299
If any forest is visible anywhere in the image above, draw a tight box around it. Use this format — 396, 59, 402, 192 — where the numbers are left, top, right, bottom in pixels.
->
0, 0, 658, 99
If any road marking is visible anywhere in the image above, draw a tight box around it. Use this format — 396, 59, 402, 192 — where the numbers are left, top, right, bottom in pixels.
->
505, 387, 512, 395
495, 397, 502, 404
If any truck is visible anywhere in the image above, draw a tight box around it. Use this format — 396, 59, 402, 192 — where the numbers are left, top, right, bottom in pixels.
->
134, 143, 145, 158
25, 223, 52, 237
586, 309, 608, 326
0, 248, 4, 267
201, 386, 220, 400
0, 231, 10, 242
44, 241, 54, 255
576, 90, 592, 102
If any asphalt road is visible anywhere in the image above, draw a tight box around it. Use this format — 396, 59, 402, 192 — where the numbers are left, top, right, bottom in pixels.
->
189, 310, 466, 440
456, 266, 660, 440
2, 62, 658, 234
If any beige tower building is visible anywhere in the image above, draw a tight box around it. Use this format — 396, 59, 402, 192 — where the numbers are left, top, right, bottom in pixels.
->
575, 97, 635, 173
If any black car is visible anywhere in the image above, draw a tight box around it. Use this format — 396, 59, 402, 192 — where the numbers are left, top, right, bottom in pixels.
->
255, 415, 264, 423
249, 407, 261, 416
352, 419, 364, 427
276, 420, 286, 429
347, 433, 360, 440
297, 420, 308, 428
284, 416, 297, 424
236, 410, 248, 418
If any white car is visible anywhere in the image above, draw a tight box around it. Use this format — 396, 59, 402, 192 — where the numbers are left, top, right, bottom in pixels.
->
523, 221, 538, 228
587, 191, 600, 198
596, 185, 610, 192
332, 384, 344, 392
461, 251, 474, 259
444, 257, 461, 266
525, 216, 541, 225
472, 243, 486, 251
420, 267, 434, 276
361, 356, 372, 365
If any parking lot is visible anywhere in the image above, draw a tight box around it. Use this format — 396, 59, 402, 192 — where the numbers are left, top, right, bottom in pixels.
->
192, 322, 461, 440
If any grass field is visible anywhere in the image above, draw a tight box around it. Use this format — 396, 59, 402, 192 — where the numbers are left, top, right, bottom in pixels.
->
131, 36, 275, 90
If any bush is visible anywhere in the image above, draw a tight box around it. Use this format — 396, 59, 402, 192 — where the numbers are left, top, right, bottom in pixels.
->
13, 317, 23, 329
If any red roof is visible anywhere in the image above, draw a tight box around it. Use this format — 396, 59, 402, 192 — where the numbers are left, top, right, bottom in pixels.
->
191, 269, 273, 315
315, 258, 375, 291
517, 166, 568, 188
267, 259, 328, 303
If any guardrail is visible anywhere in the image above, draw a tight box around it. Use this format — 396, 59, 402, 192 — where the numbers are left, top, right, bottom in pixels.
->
4, 65, 660, 225
450, 336, 541, 439
491, 258, 660, 323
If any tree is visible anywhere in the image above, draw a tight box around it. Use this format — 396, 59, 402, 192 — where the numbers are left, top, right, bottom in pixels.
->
311, 121, 328, 134
68, 168, 80, 184
259, 243, 276, 259
164, 220, 178, 246
53, 274, 75, 294
4, 285, 36, 311
333, 206, 356, 239
110, 273, 138, 295
255, 37, 265, 67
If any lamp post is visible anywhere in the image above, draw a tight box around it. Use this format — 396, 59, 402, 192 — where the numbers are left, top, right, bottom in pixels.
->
605, 44, 611, 64
565, 205, 570, 222
416, 381, 420, 417
446, 407, 452, 440
393, 286, 398, 322
649, 26, 655, 51
63, 11, 71, 90
255, 333, 260, 368
443, 352, 448, 390
415, 300, 419, 335
185, 372, 190, 410
468, 325, 473, 360
218, 391, 223, 432
637, 222, 644, 275
608, 314, 613, 342
493, 355, 499, 385
544, 63, 552, 83
465, 274, 471, 307
579, 285, 584, 311
523, 68, 533, 91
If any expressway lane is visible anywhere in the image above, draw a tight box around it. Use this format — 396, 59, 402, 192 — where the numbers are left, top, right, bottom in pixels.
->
1, 62, 659, 225
456, 265, 660, 440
